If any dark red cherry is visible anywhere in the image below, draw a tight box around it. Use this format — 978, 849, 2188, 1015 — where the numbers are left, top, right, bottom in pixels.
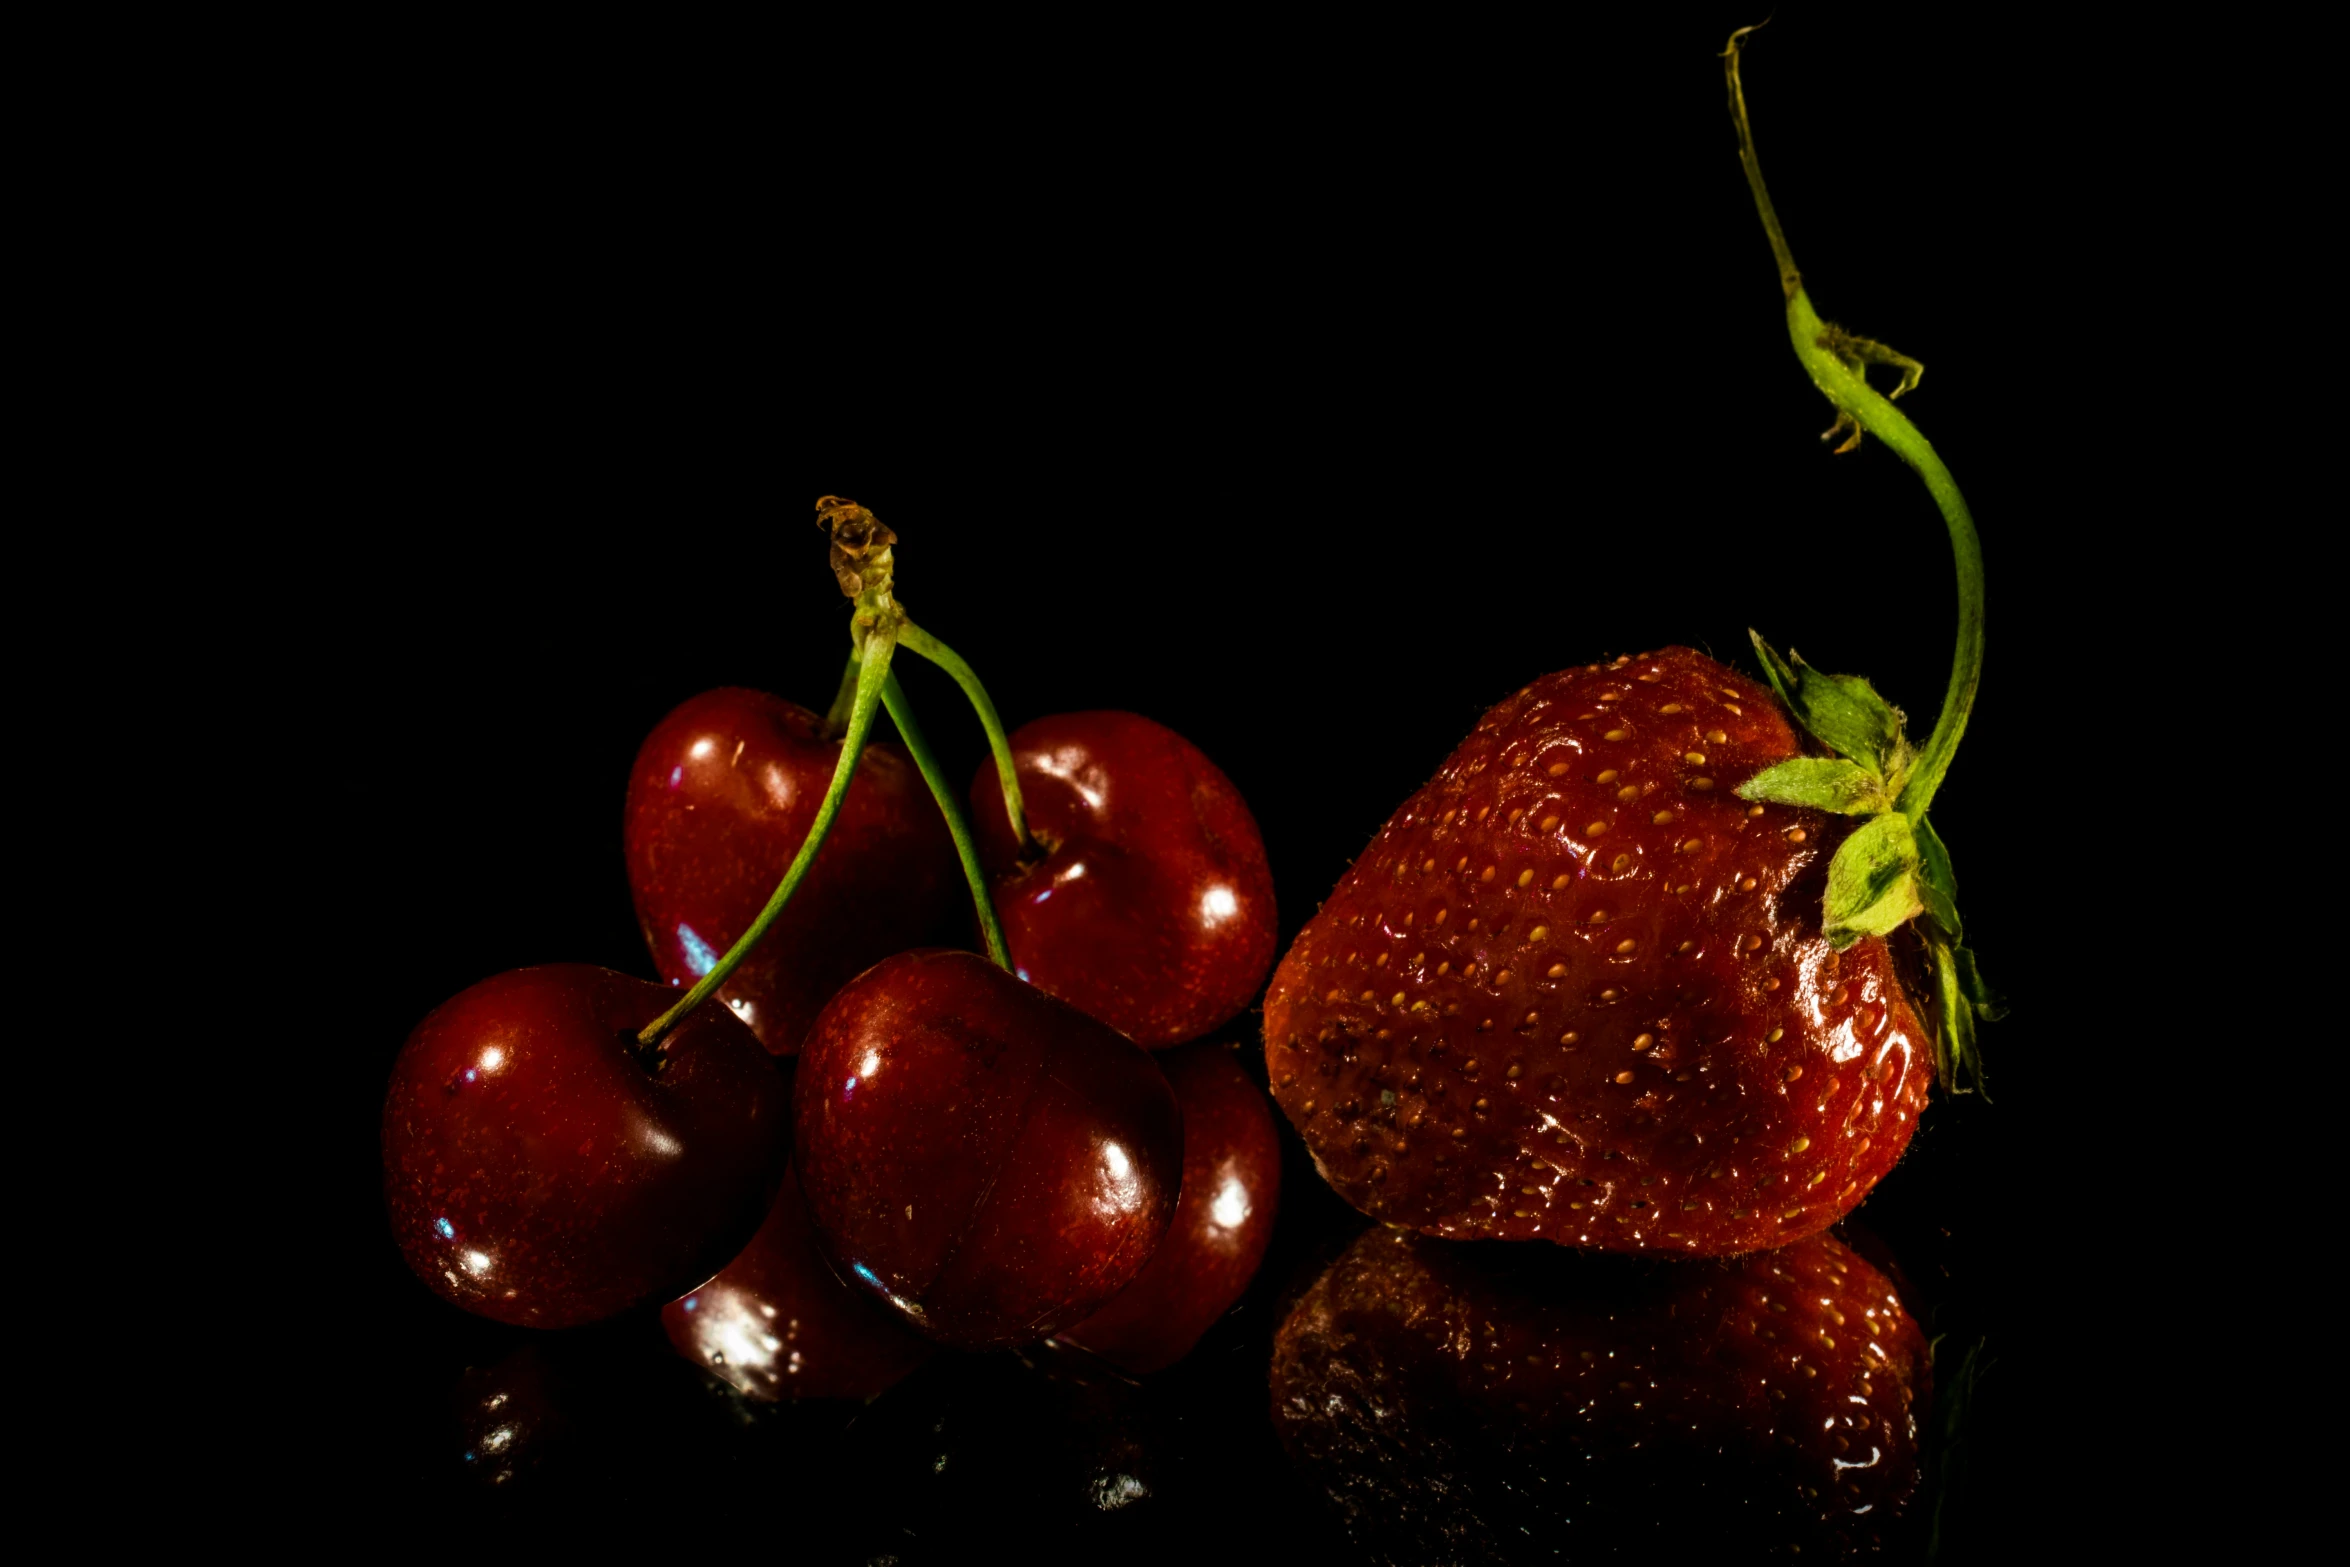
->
625, 687, 959, 1054
1061, 1040, 1282, 1373
794, 949, 1182, 1348
969, 711, 1276, 1048
382, 964, 788, 1328
1271, 1226, 1932, 1559
662, 1152, 935, 1402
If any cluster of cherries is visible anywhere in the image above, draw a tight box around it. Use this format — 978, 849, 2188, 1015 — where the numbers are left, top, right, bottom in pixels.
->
382, 499, 1283, 1398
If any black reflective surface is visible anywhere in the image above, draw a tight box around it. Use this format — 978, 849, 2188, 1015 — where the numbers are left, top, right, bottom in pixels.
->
259, 10, 2135, 1555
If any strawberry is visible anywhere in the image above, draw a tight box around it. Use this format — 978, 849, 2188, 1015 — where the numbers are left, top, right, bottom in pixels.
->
1270, 1223, 1931, 1560
1261, 646, 1938, 1254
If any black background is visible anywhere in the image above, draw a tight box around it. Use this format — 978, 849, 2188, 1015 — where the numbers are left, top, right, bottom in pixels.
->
215, 9, 2151, 1555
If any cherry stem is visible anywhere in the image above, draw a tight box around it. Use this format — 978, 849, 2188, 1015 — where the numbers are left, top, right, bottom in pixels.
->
635, 622, 898, 1053
877, 669, 1013, 970
1725, 25, 1984, 822
820, 652, 860, 737
895, 620, 1033, 856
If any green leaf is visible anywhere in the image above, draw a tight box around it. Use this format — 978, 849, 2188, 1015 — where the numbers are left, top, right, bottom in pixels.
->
1737, 757, 1889, 814
1913, 813, 1961, 938
1929, 934, 1990, 1096
1925, 1336, 1991, 1562
1955, 944, 2008, 1021
1747, 631, 1911, 777
1822, 812, 1922, 948
1748, 630, 1801, 713
1803, 668, 1907, 774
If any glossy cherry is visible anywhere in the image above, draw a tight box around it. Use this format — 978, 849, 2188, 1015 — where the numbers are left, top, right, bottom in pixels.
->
663, 1141, 936, 1402
1061, 1040, 1282, 1374
383, 964, 788, 1328
969, 711, 1277, 1047
794, 948, 1182, 1348
625, 687, 959, 1054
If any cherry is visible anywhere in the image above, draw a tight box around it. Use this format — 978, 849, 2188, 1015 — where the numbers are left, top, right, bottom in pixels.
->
794, 948, 1182, 1348
625, 687, 959, 1055
383, 964, 788, 1328
969, 711, 1276, 1047
1060, 1040, 1282, 1374
662, 1140, 936, 1402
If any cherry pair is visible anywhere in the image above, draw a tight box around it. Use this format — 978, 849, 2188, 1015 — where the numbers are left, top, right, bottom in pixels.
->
625, 700, 1276, 1056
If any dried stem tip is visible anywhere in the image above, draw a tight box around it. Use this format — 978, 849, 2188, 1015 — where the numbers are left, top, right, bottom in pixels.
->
817, 496, 897, 599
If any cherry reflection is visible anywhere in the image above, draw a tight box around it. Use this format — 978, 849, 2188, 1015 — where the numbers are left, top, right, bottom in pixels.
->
830, 1347, 1179, 1560
1271, 1226, 1930, 1561
450, 1344, 567, 1490
662, 1161, 933, 1402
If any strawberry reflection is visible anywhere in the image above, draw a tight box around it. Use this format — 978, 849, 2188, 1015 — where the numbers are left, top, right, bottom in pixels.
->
1271, 1226, 1929, 1561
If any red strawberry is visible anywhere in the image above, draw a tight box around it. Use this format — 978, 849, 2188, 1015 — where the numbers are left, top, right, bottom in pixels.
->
1270, 1223, 1931, 1560
1261, 646, 1932, 1254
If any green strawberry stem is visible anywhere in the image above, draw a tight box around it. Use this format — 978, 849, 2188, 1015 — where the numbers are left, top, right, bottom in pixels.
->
1725, 27, 1997, 1093
637, 620, 897, 1052
1788, 287, 1980, 821
1724, 25, 1983, 822
876, 664, 1014, 969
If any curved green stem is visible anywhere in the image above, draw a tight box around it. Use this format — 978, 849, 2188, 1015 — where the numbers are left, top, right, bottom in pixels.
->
1788, 292, 1984, 820
896, 620, 1033, 853
636, 623, 898, 1051
1725, 24, 1801, 303
820, 651, 860, 737
878, 672, 1012, 970
1725, 26, 1983, 822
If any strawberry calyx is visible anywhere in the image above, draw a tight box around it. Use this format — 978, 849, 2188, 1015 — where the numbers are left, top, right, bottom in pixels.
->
1724, 30, 2002, 1095
1738, 634, 2002, 1095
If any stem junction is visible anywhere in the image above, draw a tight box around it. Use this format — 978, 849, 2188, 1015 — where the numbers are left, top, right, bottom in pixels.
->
817, 496, 1027, 969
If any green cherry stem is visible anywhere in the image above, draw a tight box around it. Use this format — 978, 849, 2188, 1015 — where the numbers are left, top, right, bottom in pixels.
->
820, 651, 861, 736
1724, 26, 1984, 823
878, 669, 1013, 970
635, 622, 899, 1052
807, 494, 1023, 971
895, 619, 1033, 855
